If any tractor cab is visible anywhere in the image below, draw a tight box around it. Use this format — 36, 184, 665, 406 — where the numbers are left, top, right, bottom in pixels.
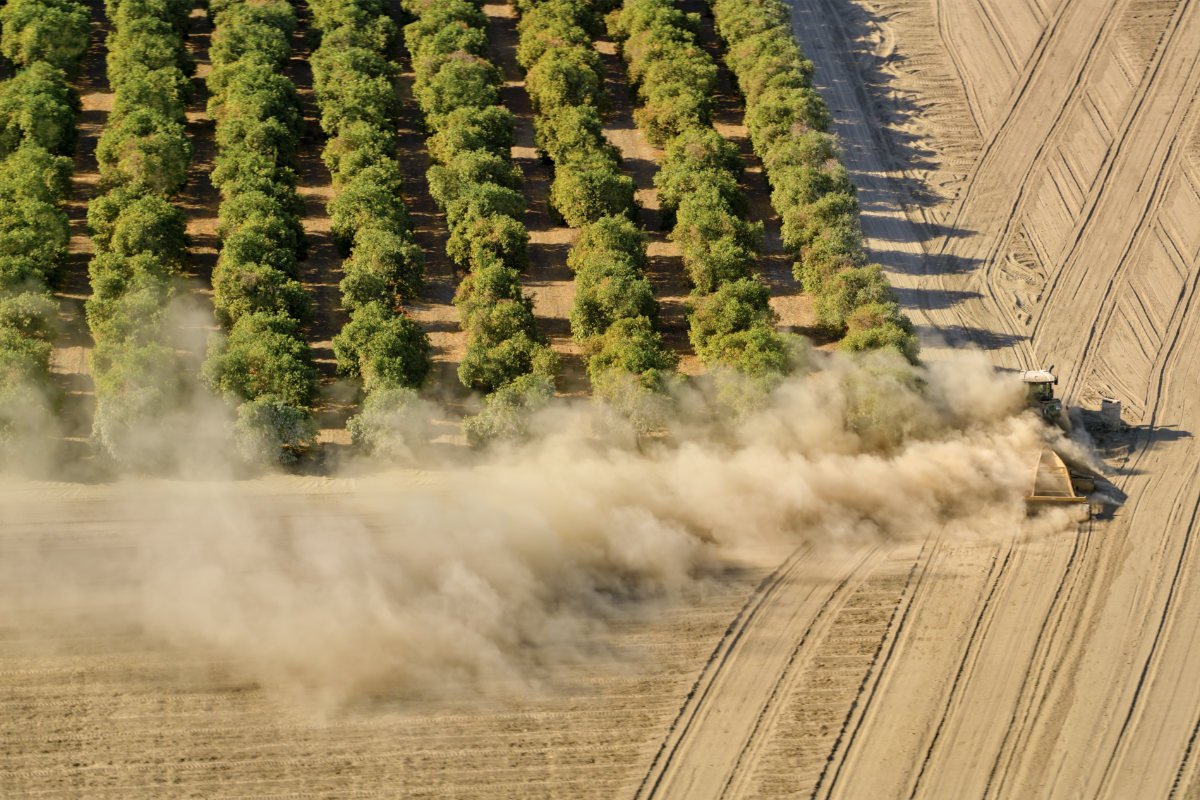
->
1021, 368, 1067, 430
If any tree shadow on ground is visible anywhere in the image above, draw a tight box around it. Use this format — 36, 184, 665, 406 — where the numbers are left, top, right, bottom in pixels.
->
916, 323, 1027, 350
892, 287, 981, 310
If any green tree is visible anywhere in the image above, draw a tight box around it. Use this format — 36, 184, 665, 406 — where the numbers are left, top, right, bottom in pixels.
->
203, 311, 316, 407
655, 127, 743, 212
427, 105, 514, 163
346, 385, 430, 457
687, 277, 776, 359
462, 373, 553, 447
340, 227, 424, 310
233, 395, 317, 466
332, 301, 432, 391
570, 263, 657, 340
0, 143, 72, 202
0, 197, 69, 284
0, 0, 89, 72
90, 339, 186, 465
549, 158, 635, 227
0, 63, 78, 156
524, 44, 602, 113
102, 193, 188, 262
95, 109, 192, 195
587, 315, 677, 391
110, 65, 191, 124
328, 162, 409, 250
413, 53, 500, 124
106, 17, 191, 90
211, 259, 310, 327
840, 302, 919, 364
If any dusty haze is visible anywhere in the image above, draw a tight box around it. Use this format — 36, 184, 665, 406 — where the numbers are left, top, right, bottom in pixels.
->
0, 352, 1079, 707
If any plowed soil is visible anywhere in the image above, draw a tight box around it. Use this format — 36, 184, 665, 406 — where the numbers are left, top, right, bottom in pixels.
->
7, 0, 1200, 797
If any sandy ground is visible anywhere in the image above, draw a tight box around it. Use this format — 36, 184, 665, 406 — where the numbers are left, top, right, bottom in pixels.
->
636, 0, 1200, 797
0, 478, 767, 797
8, 0, 1200, 797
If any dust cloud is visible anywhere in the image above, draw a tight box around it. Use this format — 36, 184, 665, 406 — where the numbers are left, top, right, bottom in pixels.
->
0, 350, 1083, 706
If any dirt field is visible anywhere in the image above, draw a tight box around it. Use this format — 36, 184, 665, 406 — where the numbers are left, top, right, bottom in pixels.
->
6, 0, 1200, 797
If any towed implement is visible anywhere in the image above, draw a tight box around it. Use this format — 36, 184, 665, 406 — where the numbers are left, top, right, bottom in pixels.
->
1027, 447, 1089, 509
1021, 367, 1097, 516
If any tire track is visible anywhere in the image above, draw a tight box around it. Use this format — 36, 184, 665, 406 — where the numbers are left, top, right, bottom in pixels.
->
744, 548, 925, 798
932, 0, 1127, 362
778, 0, 1200, 796
931, 0, 986, 139
1093, 480, 1200, 796
721, 545, 930, 800
1078, 195, 1200, 794
984, 225, 1200, 794
1169, 708, 1200, 798
634, 546, 882, 800
819, 542, 936, 799
980, 527, 1095, 797
905, 542, 1014, 798
933, 0, 1118, 255
1031, 0, 1200, 373
1065, 165, 1197, 410
814, 544, 932, 800
791, 0, 1115, 365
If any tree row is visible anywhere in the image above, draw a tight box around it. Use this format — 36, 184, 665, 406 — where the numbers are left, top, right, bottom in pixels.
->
610, 0, 793, 407
201, 0, 319, 464
308, 0, 433, 456
513, 0, 676, 428
84, 0, 197, 465
709, 0, 918, 361
402, 0, 558, 445
0, 0, 89, 450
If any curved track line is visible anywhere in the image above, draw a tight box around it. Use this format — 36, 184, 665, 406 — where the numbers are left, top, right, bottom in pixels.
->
633, 546, 881, 800
1094, 485, 1200, 796
932, 0, 986, 138
1031, 0, 1200, 365
818, 543, 935, 798
813, 546, 931, 800
904, 544, 1015, 799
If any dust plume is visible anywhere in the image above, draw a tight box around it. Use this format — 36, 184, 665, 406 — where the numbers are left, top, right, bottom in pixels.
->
0, 351, 1083, 706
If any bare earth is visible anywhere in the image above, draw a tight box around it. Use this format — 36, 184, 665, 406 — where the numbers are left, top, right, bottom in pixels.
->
638, 0, 1200, 797
7, 0, 1200, 797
